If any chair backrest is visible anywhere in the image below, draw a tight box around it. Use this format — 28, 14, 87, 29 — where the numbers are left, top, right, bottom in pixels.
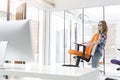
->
85, 33, 99, 55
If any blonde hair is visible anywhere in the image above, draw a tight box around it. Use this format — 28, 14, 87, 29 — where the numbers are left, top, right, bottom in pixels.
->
99, 21, 108, 34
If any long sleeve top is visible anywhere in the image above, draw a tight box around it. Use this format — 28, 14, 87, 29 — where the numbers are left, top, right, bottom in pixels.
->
95, 33, 107, 55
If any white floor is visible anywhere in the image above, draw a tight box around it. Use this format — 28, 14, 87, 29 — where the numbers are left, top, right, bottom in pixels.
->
99, 64, 120, 80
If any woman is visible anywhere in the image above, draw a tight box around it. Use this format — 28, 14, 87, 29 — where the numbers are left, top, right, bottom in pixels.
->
69, 21, 108, 68
88, 21, 108, 68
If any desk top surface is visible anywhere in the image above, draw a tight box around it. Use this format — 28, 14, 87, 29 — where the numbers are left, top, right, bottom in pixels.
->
0, 64, 100, 80
0, 63, 98, 77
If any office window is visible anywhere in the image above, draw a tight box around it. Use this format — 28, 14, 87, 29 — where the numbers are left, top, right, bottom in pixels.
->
83, 7, 104, 66
38, 9, 45, 65
50, 10, 83, 65
105, 5, 120, 63
84, 7, 103, 42
64, 11, 72, 64
64, 9, 83, 64
0, 0, 7, 21
50, 11, 64, 65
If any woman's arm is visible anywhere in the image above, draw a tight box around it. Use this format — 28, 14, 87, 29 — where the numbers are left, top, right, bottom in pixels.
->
85, 33, 107, 47
83, 40, 99, 47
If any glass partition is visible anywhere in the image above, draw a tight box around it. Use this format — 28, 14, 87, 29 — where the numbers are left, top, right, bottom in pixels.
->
38, 9, 45, 65
50, 5, 120, 72
50, 11, 64, 65
84, 7, 103, 42
50, 9, 83, 65
64, 9, 83, 64
105, 5, 120, 64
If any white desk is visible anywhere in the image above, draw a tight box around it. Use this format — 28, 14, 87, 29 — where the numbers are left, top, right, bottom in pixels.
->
0, 64, 99, 80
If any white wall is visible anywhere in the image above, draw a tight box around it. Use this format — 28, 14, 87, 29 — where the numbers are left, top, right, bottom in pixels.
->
54, 0, 120, 10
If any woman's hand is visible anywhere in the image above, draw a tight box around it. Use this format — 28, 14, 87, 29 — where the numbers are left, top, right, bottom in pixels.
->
83, 43, 91, 47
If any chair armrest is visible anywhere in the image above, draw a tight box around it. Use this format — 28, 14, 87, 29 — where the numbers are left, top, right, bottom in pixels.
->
74, 43, 86, 47
74, 43, 86, 51
74, 43, 86, 59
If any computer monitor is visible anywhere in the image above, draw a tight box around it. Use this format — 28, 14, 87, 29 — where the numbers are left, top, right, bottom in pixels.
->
0, 20, 34, 62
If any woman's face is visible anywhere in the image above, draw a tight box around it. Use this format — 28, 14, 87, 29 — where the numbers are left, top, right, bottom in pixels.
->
98, 22, 103, 31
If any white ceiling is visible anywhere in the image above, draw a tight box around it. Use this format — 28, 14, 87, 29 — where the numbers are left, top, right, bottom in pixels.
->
52, 5, 120, 23
1, 0, 120, 10
54, 0, 120, 10
51, 0, 120, 23
1, 0, 120, 23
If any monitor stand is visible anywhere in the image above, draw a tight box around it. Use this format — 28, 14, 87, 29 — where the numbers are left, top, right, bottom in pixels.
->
0, 41, 8, 68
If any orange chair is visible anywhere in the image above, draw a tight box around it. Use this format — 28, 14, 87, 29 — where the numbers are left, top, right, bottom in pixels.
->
69, 33, 99, 61
63, 33, 99, 67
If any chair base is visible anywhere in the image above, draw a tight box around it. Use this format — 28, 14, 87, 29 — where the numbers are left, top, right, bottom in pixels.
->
117, 68, 120, 71
105, 77, 117, 80
62, 64, 79, 67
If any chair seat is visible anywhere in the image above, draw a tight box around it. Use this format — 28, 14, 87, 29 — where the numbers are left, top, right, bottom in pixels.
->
66, 33, 99, 67
68, 49, 90, 59
111, 59, 120, 65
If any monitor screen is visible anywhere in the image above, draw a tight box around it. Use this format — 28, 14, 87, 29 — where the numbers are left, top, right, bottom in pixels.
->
0, 20, 34, 62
